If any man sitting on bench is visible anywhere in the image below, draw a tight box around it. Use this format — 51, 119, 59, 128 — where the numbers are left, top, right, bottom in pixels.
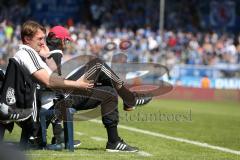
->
39, 25, 153, 152
0, 20, 94, 148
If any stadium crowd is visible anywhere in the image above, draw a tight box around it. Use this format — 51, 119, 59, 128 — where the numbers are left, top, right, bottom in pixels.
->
0, 0, 240, 69
0, 19, 240, 69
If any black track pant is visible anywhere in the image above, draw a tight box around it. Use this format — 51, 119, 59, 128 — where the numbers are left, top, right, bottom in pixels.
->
64, 58, 123, 127
70, 86, 119, 128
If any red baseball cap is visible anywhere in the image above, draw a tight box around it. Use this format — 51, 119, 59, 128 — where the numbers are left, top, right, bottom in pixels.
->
49, 25, 73, 41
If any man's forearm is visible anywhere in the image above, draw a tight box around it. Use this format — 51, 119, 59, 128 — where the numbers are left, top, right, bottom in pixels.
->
48, 76, 81, 90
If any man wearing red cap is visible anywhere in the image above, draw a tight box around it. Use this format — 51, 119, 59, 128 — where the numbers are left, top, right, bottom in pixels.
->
41, 25, 153, 152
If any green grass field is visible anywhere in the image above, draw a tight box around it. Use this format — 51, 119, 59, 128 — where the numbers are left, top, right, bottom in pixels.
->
4, 99, 240, 160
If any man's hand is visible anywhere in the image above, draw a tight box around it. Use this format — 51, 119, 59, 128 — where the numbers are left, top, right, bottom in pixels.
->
76, 74, 94, 89
39, 44, 50, 57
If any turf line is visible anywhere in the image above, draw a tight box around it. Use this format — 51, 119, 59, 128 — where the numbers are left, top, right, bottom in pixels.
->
89, 119, 240, 155
90, 136, 106, 141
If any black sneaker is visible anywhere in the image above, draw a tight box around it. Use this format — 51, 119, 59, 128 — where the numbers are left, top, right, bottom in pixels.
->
0, 103, 32, 122
106, 139, 139, 152
124, 92, 153, 111
72, 140, 81, 148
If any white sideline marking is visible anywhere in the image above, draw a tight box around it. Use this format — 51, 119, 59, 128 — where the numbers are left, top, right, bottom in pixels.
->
91, 136, 106, 141
89, 119, 240, 155
137, 151, 153, 157
75, 131, 85, 136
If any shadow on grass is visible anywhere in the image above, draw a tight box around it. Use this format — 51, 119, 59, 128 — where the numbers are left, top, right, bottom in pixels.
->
75, 147, 105, 151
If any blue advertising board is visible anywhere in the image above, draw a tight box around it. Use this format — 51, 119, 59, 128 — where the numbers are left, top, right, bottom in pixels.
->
30, 0, 84, 24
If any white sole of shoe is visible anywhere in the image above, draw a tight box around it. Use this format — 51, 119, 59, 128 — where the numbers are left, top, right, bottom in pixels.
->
74, 143, 81, 148
106, 149, 138, 152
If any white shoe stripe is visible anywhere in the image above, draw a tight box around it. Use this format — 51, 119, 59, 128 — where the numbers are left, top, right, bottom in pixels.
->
122, 144, 127, 150
16, 114, 19, 119
118, 144, 122, 150
136, 99, 146, 105
136, 99, 139, 105
115, 143, 121, 150
119, 144, 124, 150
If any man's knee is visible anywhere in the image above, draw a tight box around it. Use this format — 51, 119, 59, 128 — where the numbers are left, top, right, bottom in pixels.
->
99, 86, 118, 102
87, 57, 104, 67
92, 57, 104, 64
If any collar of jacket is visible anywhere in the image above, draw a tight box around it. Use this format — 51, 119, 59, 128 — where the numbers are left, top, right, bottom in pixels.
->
19, 44, 38, 54
49, 49, 63, 55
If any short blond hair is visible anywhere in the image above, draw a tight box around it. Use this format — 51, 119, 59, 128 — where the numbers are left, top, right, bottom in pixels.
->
21, 20, 46, 43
